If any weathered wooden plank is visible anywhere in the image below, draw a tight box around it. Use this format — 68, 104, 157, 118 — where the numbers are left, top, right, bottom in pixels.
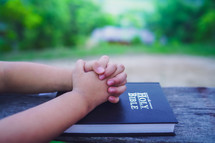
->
0, 88, 215, 142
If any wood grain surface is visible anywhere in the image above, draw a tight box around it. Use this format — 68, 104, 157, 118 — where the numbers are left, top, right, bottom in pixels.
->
1, 87, 215, 143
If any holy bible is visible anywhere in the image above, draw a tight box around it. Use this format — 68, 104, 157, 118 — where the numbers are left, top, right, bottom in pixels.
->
63, 82, 178, 135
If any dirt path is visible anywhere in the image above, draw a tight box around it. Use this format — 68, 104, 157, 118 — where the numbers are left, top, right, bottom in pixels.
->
35, 54, 215, 87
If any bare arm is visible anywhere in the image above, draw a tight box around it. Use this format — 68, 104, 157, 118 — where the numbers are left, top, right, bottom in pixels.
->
0, 56, 127, 101
0, 61, 72, 93
0, 60, 109, 143
0, 91, 89, 143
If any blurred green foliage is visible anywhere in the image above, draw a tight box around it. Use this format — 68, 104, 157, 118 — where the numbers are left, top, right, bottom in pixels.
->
144, 0, 215, 44
1, 43, 215, 61
0, 0, 214, 54
0, 0, 114, 52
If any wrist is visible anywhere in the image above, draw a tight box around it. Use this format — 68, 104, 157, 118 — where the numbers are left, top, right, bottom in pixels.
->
59, 91, 91, 119
68, 68, 73, 91
59, 68, 73, 91
71, 90, 95, 113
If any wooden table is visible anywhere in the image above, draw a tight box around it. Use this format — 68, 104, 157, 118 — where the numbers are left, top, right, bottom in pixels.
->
1, 87, 215, 142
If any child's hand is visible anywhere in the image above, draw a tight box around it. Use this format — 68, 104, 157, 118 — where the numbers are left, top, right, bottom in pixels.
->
85, 55, 127, 103
106, 64, 127, 103
72, 59, 109, 111
84, 55, 109, 75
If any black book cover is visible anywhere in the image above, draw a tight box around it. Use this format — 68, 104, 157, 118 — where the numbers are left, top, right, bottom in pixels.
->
63, 82, 178, 135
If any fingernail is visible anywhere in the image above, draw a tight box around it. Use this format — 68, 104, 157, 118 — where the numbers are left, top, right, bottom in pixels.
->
97, 67, 104, 74
109, 96, 115, 101
107, 80, 114, 86
108, 87, 114, 93
99, 74, 105, 80
108, 96, 119, 103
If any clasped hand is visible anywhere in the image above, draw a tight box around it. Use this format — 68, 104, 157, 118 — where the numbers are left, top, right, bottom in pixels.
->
73, 55, 127, 105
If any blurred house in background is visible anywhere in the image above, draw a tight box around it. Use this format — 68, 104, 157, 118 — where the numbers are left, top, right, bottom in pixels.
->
88, 26, 155, 47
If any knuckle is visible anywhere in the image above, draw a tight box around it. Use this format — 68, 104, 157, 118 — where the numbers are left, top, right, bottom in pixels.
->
76, 59, 84, 66
116, 86, 126, 94
114, 78, 120, 84
109, 63, 117, 71
102, 55, 109, 60
113, 64, 117, 69
94, 61, 99, 66
77, 59, 83, 63
110, 63, 117, 68
104, 72, 110, 77
113, 89, 120, 94
104, 71, 109, 76
123, 85, 127, 91
121, 80, 126, 85
119, 64, 125, 70
106, 64, 117, 76
93, 61, 100, 69
122, 87, 126, 93
124, 73, 127, 78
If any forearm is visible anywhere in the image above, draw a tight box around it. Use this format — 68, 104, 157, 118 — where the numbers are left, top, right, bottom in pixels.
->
0, 62, 72, 93
0, 91, 89, 143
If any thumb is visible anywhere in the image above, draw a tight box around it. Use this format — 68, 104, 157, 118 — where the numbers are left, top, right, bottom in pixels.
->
93, 61, 105, 74
75, 59, 85, 74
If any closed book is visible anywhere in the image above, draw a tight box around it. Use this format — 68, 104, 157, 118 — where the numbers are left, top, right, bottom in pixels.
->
64, 82, 178, 135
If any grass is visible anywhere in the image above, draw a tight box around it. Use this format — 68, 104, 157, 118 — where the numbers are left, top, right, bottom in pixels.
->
50, 141, 65, 143
0, 43, 215, 61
